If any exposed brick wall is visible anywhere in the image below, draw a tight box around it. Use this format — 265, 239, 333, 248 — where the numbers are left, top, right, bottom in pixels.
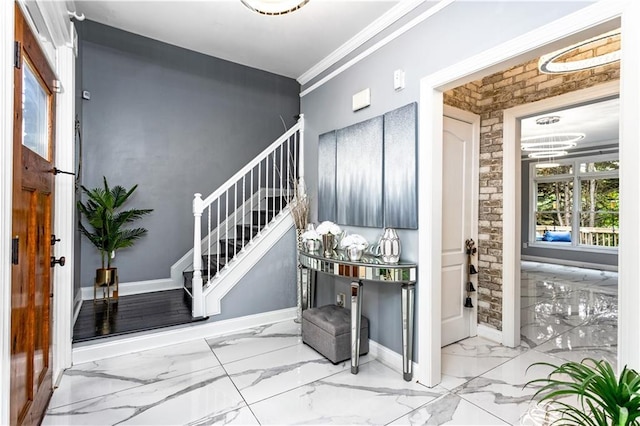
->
443, 32, 620, 331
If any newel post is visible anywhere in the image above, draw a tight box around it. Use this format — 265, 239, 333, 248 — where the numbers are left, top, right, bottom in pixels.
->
297, 114, 305, 194
192, 193, 204, 318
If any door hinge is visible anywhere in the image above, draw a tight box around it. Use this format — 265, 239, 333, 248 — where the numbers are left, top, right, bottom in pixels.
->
53, 80, 62, 93
14, 41, 21, 69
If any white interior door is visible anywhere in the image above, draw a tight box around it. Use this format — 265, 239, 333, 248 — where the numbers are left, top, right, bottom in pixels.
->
441, 109, 479, 347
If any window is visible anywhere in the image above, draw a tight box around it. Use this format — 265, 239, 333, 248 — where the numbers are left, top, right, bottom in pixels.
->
530, 154, 619, 250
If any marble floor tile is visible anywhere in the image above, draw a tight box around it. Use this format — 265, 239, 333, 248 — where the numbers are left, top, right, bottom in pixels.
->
225, 343, 357, 404
587, 284, 618, 296
184, 406, 260, 425
206, 320, 301, 364
44, 366, 245, 425
250, 360, 442, 425
576, 291, 618, 326
533, 323, 618, 369
49, 339, 219, 409
440, 337, 526, 390
521, 298, 588, 330
520, 278, 575, 298
454, 350, 565, 425
520, 305, 576, 348
389, 393, 509, 425
43, 262, 617, 425
522, 262, 617, 289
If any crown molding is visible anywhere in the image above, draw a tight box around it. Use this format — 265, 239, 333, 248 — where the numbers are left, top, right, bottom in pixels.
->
297, 0, 426, 86
299, 0, 455, 97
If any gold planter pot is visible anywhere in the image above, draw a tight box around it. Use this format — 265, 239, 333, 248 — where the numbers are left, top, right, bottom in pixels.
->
94, 267, 119, 304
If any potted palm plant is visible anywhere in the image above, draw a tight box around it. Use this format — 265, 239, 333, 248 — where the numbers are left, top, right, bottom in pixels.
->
525, 358, 640, 425
77, 176, 153, 293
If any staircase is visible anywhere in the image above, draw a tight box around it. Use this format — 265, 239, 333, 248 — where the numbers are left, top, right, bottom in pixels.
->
182, 196, 287, 308
183, 116, 305, 318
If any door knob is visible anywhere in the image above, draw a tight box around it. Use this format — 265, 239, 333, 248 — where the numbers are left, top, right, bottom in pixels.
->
50, 256, 65, 267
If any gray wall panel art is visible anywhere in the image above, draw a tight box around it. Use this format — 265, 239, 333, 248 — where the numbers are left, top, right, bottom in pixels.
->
318, 131, 337, 222
318, 104, 417, 229
384, 103, 418, 229
336, 116, 384, 227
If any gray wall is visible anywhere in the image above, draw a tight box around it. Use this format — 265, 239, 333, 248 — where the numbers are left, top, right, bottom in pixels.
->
76, 21, 300, 287
301, 1, 589, 355
521, 149, 618, 266
215, 228, 297, 321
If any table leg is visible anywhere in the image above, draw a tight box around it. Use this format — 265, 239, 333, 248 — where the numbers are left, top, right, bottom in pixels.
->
401, 283, 415, 381
309, 270, 316, 309
350, 280, 363, 374
295, 265, 303, 323
300, 267, 308, 311
300, 267, 316, 310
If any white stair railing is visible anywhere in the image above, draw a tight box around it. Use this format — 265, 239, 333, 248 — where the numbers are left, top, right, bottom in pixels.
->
189, 115, 304, 318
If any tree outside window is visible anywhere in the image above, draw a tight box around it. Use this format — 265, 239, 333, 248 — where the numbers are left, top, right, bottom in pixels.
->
579, 160, 619, 246
531, 156, 619, 248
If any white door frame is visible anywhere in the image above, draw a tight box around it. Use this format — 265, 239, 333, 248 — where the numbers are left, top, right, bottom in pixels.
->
502, 80, 620, 347
417, 0, 640, 387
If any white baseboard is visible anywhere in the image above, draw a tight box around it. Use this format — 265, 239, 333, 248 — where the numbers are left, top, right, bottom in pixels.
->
72, 307, 296, 365
521, 255, 618, 272
368, 340, 418, 380
81, 278, 181, 301
477, 324, 503, 344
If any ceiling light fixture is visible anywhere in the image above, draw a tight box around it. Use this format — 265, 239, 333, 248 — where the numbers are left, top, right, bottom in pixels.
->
535, 162, 562, 169
521, 132, 585, 150
241, 0, 309, 15
528, 151, 569, 159
535, 116, 561, 125
521, 141, 578, 151
538, 29, 620, 74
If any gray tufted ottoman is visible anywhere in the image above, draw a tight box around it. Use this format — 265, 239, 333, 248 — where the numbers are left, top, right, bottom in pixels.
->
302, 304, 369, 364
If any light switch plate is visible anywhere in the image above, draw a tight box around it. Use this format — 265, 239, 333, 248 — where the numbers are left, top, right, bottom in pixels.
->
352, 88, 371, 111
394, 69, 405, 90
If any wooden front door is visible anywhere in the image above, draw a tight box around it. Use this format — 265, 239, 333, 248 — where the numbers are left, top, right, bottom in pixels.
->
11, 5, 56, 425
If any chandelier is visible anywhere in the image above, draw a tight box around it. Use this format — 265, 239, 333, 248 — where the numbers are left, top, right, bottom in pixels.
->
521, 117, 585, 168
241, 0, 309, 15
538, 29, 620, 74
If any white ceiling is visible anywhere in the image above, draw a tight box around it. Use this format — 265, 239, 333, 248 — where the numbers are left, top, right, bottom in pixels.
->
74, 0, 400, 79
521, 97, 619, 155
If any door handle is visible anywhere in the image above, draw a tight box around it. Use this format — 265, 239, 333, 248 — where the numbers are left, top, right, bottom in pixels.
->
51, 256, 65, 267
12, 236, 19, 264
51, 234, 61, 246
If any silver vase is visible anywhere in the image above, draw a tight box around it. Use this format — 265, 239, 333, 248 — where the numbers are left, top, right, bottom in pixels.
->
305, 239, 320, 252
380, 228, 401, 263
322, 234, 335, 257
346, 245, 364, 261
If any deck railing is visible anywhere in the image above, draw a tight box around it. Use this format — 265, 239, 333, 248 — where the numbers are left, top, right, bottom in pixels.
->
189, 116, 304, 317
536, 226, 619, 247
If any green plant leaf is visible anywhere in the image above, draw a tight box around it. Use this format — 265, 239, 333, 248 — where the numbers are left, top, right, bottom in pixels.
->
77, 177, 153, 269
526, 358, 640, 426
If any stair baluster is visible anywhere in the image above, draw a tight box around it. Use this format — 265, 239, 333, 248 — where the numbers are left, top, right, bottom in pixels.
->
186, 115, 304, 317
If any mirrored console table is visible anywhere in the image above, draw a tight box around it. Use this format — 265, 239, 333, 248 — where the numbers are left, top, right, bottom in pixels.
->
298, 249, 417, 381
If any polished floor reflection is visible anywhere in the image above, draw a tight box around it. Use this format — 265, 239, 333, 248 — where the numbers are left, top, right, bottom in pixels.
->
46, 262, 617, 425
73, 289, 202, 342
